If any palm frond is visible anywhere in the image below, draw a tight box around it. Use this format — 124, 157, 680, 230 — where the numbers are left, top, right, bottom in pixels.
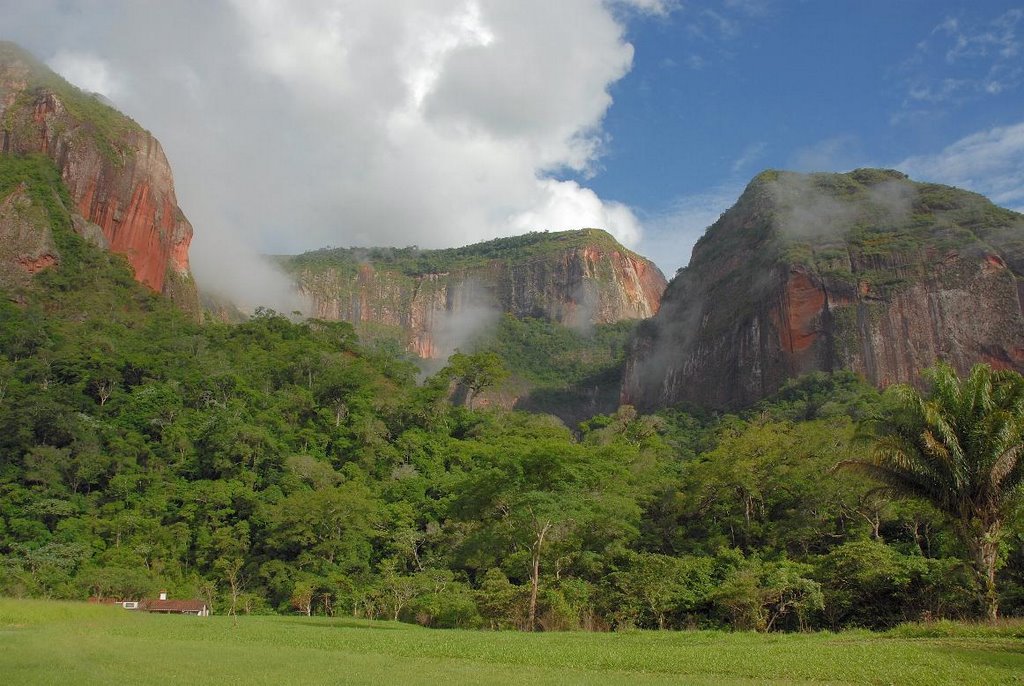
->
852, 362, 1024, 525
991, 444, 1023, 491
838, 459, 935, 502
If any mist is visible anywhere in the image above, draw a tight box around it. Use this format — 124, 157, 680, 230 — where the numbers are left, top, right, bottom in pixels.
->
431, 303, 502, 360
0, 0, 666, 312
767, 173, 917, 241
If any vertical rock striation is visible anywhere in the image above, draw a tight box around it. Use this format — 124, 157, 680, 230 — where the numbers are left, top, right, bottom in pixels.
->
282, 229, 667, 358
623, 169, 1024, 410
0, 42, 197, 311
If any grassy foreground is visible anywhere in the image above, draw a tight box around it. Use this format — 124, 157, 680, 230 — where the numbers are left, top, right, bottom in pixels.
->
1, 599, 1022, 685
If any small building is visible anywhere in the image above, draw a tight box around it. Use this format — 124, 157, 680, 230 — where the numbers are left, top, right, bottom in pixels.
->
141, 591, 210, 617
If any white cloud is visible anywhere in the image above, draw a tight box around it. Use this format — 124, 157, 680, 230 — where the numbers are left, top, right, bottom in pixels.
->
637, 182, 742, 275
3, 0, 650, 308
939, 9, 1022, 63
896, 9, 1023, 113
612, 0, 677, 17
511, 179, 641, 246
897, 120, 1024, 210
46, 50, 123, 99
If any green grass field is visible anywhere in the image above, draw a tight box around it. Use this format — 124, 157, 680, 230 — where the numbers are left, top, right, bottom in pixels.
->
1, 599, 1022, 685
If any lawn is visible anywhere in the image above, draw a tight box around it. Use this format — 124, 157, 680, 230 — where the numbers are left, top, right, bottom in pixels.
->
1, 599, 1021, 685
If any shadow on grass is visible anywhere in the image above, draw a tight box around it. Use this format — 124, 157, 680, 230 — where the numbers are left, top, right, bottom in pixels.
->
930, 643, 1024, 675
277, 617, 412, 631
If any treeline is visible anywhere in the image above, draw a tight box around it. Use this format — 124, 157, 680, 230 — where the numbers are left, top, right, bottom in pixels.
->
0, 207, 1022, 631
283, 228, 626, 277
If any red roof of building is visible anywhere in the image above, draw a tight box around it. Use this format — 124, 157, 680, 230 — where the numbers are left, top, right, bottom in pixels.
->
143, 599, 208, 613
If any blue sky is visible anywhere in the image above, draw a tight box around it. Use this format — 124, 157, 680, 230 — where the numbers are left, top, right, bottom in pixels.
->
3, 1, 1023, 301
586, 1, 1024, 272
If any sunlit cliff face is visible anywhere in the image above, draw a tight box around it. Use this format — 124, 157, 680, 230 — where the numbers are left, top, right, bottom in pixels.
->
291, 236, 667, 359
1, 47, 195, 308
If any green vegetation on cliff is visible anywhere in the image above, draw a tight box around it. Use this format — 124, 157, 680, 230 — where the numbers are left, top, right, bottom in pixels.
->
743, 168, 1024, 294
0, 153, 143, 301
0, 154, 73, 229
282, 228, 635, 277
0, 42, 143, 165
3, 42, 199, 316
275, 227, 663, 423
626, 168, 1024, 411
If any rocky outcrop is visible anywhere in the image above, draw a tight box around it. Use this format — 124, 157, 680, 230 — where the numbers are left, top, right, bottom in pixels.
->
0, 183, 59, 290
623, 169, 1024, 410
0, 42, 197, 310
284, 229, 667, 358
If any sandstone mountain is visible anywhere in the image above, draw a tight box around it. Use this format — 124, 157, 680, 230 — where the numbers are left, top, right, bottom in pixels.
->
279, 229, 666, 359
0, 42, 197, 311
623, 169, 1024, 410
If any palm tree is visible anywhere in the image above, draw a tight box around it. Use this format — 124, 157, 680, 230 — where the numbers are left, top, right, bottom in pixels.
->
843, 363, 1024, 620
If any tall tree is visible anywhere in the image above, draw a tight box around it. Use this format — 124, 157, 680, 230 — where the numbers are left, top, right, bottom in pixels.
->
843, 363, 1024, 620
442, 351, 509, 410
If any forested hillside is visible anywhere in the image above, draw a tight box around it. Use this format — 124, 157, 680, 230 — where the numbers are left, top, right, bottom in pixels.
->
2, 153, 1022, 630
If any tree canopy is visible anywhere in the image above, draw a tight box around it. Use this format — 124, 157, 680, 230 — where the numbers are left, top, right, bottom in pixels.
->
844, 363, 1024, 619
0, 179, 1021, 629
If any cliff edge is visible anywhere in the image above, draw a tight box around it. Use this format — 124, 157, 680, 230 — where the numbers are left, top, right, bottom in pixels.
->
623, 168, 1024, 410
280, 229, 667, 359
0, 42, 197, 311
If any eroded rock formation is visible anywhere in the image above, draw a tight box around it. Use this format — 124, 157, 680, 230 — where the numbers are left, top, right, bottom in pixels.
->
623, 169, 1024, 410
284, 229, 667, 358
0, 42, 197, 310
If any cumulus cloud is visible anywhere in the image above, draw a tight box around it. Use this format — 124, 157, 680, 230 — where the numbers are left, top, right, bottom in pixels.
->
2, 0, 649, 308
511, 179, 641, 245
897, 120, 1024, 211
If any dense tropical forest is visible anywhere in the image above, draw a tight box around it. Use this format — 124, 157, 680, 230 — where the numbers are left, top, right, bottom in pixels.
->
1, 156, 1022, 632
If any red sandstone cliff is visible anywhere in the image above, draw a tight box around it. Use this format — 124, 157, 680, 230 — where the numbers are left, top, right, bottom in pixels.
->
285, 229, 667, 359
0, 42, 197, 310
623, 169, 1024, 410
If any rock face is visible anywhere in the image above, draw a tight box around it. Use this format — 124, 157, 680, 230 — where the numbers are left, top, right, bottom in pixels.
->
0, 42, 197, 309
623, 169, 1024, 410
0, 182, 59, 290
282, 229, 667, 358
